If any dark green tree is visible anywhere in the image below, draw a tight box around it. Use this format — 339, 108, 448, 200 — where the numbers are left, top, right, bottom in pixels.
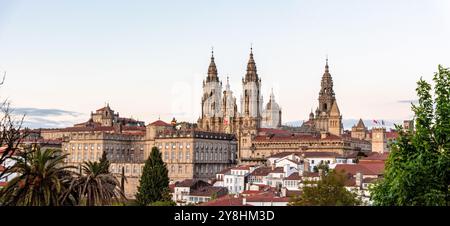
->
99, 151, 110, 174
135, 147, 170, 206
289, 170, 361, 206
370, 65, 450, 206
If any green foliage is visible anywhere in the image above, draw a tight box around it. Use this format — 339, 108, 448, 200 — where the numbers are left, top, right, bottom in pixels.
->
99, 151, 110, 174
135, 147, 170, 206
289, 170, 361, 206
371, 65, 450, 206
149, 200, 176, 206
0, 148, 78, 206
72, 161, 126, 206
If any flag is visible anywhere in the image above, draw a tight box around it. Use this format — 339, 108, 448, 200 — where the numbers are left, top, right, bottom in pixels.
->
373, 120, 378, 124
223, 118, 228, 125
382, 120, 385, 126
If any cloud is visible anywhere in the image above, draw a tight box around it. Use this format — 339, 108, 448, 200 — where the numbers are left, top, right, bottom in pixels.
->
9, 107, 86, 129
12, 107, 82, 117
397, 100, 418, 104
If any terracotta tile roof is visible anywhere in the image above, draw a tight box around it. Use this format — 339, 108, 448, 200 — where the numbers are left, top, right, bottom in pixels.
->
174, 179, 195, 187
302, 151, 339, 158
268, 152, 299, 159
241, 190, 264, 195
189, 187, 227, 197
258, 128, 291, 135
303, 172, 320, 177
361, 152, 389, 162
245, 194, 290, 203
285, 172, 302, 180
249, 167, 272, 176
335, 163, 385, 176
231, 165, 251, 171
199, 195, 251, 206
149, 120, 172, 127
0, 181, 7, 187
269, 167, 284, 173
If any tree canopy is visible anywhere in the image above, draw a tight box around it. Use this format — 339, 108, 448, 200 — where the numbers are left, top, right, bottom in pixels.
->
370, 65, 450, 206
135, 147, 171, 206
289, 170, 361, 206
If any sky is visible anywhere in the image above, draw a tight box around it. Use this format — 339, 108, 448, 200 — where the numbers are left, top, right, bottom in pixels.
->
0, 0, 449, 128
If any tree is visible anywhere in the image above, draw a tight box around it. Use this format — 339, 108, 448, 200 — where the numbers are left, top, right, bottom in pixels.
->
135, 147, 170, 206
0, 73, 29, 184
99, 151, 110, 174
289, 170, 361, 206
0, 148, 78, 206
314, 161, 330, 173
370, 65, 450, 206
72, 161, 126, 206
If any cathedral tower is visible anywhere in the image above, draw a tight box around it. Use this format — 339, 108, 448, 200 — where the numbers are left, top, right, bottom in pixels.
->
311, 58, 343, 136
201, 50, 223, 119
241, 47, 263, 123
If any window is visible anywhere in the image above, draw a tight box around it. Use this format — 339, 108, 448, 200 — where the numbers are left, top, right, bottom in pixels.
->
164, 151, 169, 160
178, 165, 182, 173
186, 151, 190, 160
171, 151, 175, 160
178, 151, 183, 160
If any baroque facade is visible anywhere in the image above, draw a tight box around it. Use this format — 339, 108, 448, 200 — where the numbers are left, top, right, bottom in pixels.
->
197, 48, 283, 160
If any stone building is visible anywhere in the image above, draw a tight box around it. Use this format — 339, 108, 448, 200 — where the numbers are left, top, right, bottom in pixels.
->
308, 59, 343, 136
57, 107, 238, 199
351, 119, 368, 140
371, 127, 387, 153
197, 49, 283, 160
261, 89, 282, 129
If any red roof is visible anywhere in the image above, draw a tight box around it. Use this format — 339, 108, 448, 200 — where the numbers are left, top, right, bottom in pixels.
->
254, 133, 344, 143
258, 128, 291, 135
149, 120, 172, 127
245, 193, 290, 203
199, 195, 251, 206
335, 163, 385, 176
0, 181, 7, 187
285, 172, 302, 180
361, 152, 389, 162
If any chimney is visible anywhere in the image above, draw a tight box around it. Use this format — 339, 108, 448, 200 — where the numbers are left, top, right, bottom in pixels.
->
242, 197, 247, 205
356, 172, 363, 188
303, 160, 310, 173
281, 187, 287, 197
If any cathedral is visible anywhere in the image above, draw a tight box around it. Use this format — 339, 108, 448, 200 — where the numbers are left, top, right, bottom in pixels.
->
306, 58, 343, 136
197, 48, 282, 135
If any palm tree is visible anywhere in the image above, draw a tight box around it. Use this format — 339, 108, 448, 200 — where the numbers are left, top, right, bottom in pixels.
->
0, 148, 78, 206
74, 161, 126, 206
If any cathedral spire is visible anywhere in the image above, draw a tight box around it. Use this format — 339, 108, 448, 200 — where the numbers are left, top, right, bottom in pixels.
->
207, 48, 219, 82
318, 57, 336, 113
244, 46, 258, 83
